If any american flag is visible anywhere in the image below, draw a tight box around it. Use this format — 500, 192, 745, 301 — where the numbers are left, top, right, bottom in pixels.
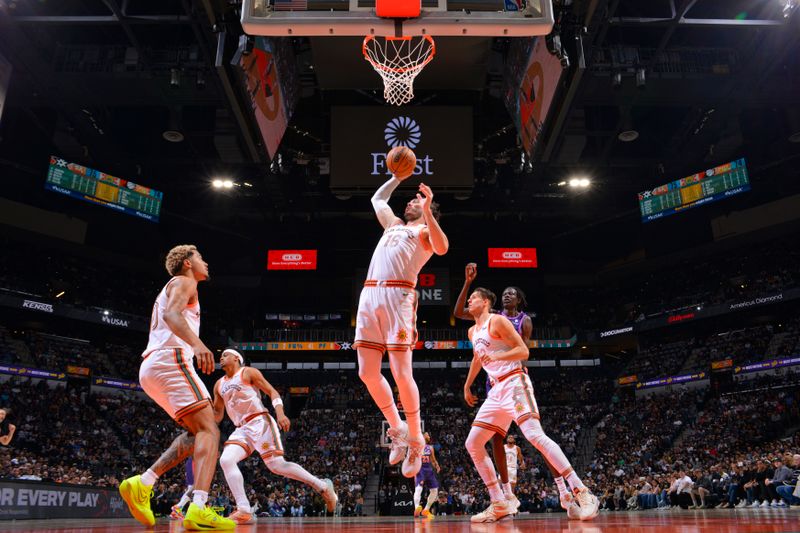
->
274, 0, 308, 11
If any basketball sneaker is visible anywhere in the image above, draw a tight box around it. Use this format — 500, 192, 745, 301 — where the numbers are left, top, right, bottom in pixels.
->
321, 478, 338, 513
422, 508, 434, 519
228, 509, 255, 525
170, 504, 185, 520
574, 488, 600, 521
560, 492, 574, 511
470, 501, 512, 523
119, 475, 155, 527
402, 437, 425, 478
183, 503, 235, 530
507, 494, 520, 515
414, 506, 423, 518
387, 422, 409, 465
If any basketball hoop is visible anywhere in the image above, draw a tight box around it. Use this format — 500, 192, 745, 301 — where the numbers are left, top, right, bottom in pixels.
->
363, 35, 436, 106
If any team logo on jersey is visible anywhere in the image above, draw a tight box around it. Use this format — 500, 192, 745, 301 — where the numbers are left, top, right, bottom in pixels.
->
397, 329, 409, 342
514, 403, 524, 413
385, 116, 421, 149
261, 442, 271, 451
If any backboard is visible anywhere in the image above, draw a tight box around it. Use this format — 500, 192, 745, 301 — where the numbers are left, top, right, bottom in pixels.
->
241, 0, 554, 37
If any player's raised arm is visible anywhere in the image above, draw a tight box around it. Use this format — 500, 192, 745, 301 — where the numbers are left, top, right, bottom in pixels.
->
371, 176, 405, 229
488, 316, 530, 362
454, 263, 477, 321
418, 183, 449, 255
244, 367, 290, 432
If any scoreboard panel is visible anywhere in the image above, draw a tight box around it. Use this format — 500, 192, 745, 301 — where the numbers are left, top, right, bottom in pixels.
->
638, 158, 750, 223
45, 156, 163, 222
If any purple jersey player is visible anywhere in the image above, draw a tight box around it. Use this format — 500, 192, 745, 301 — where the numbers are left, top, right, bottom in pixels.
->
413, 432, 441, 518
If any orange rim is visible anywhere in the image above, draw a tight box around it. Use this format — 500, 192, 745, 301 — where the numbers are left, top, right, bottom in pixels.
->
363, 35, 436, 74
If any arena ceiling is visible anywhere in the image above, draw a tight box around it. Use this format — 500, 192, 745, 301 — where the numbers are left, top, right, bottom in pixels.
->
0, 0, 799, 243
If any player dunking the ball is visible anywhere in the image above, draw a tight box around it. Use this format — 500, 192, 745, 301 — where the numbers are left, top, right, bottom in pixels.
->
413, 432, 441, 519
456, 263, 578, 514
354, 168, 449, 478
214, 349, 338, 524
464, 287, 599, 522
120, 245, 234, 530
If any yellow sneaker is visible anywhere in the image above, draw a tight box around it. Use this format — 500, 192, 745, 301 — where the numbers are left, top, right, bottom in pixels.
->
422, 508, 434, 519
183, 503, 236, 530
414, 506, 423, 518
119, 475, 155, 527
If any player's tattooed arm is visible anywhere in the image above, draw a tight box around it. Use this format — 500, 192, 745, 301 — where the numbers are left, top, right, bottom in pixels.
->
151, 431, 195, 476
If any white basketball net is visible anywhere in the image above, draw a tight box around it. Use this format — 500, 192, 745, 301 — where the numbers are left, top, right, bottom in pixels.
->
363, 35, 436, 106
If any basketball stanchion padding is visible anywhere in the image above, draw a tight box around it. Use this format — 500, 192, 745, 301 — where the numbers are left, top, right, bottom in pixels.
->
376, 0, 421, 19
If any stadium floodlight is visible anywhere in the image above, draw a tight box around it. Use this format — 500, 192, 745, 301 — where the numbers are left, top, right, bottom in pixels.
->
568, 177, 591, 188
212, 179, 224, 188
222, 180, 234, 189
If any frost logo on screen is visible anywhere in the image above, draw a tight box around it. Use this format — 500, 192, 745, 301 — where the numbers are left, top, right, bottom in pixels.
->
372, 116, 433, 177
384, 116, 421, 149
503, 252, 522, 259
282, 253, 302, 261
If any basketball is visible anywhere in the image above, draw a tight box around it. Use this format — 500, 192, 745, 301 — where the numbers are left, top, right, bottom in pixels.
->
386, 146, 417, 179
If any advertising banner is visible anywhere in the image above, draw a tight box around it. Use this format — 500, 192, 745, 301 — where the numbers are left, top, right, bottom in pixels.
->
711, 359, 733, 371
93, 376, 142, 391
618, 375, 638, 386
267, 249, 318, 270
734, 357, 800, 375
488, 248, 538, 268
330, 106, 473, 190
0, 364, 65, 381
636, 372, 707, 389
0, 293, 147, 332
0, 480, 132, 520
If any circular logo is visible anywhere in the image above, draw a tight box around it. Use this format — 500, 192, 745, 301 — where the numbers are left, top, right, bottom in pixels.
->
385, 116, 421, 149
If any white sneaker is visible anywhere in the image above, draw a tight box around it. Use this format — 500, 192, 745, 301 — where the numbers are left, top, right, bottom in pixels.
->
320, 478, 338, 513
470, 501, 512, 523
401, 437, 424, 478
573, 489, 600, 521
507, 495, 520, 515
735, 500, 747, 508
386, 422, 408, 465
567, 500, 583, 520
759, 500, 770, 508
778, 501, 788, 508
560, 492, 574, 511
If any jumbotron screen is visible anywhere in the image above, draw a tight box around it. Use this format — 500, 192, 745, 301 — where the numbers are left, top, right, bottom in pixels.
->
45, 156, 163, 222
638, 158, 750, 223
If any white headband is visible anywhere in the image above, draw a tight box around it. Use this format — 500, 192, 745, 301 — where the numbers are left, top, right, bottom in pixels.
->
222, 349, 244, 365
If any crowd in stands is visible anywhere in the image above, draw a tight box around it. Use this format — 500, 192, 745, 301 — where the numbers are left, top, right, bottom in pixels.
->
550, 236, 800, 331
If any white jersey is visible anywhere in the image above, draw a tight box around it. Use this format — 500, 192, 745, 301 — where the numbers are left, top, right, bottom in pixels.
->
471, 315, 524, 382
219, 368, 269, 427
366, 223, 432, 283
505, 444, 518, 469
143, 277, 201, 358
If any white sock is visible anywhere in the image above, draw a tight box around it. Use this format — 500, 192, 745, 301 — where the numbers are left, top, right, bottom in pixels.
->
192, 490, 209, 508
466, 428, 505, 502
140, 469, 158, 487
554, 476, 569, 498
502, 482, 514, 499
220, 445, 251, 513
266, 457, 326, 492
177, 489, 193, 508
425, 488, 438, 511
414, 486, 423, 508
566, 470, 587, 493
